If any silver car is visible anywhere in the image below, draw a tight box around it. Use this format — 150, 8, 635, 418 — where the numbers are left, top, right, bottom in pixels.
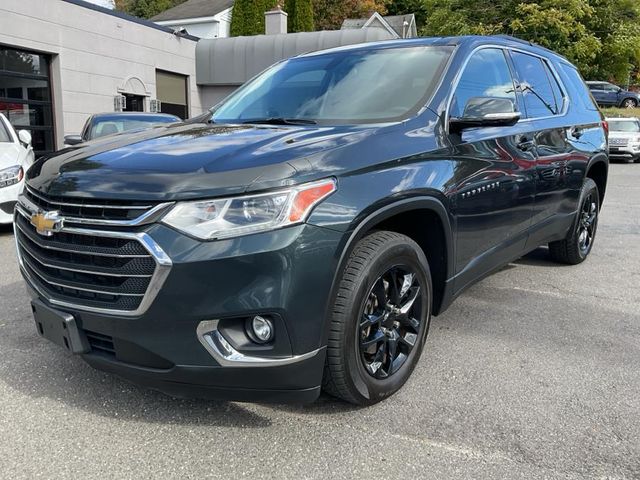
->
607, 117, 640, 163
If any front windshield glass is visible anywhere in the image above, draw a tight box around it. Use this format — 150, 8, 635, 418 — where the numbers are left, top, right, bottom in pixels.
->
609, 120, 640, 133
212, 46, 453, 125
0, 119, 12, 142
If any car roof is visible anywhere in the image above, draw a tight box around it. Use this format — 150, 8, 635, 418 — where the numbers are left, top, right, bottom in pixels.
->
298, 35, 569, 64
607, 117, 639, 121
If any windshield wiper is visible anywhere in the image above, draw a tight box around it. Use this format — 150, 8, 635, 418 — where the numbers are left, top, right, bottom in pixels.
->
242, 118, 317, 126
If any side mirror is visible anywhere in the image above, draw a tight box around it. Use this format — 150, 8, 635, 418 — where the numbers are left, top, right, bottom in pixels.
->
450, 97, 520, 134
18, 130, 32, 147
64, 135, 84, 146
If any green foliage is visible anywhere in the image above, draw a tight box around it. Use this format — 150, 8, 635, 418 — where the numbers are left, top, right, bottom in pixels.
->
286, 0, 315, 32
114, 0, 186, 19
417, 0, 640, 84
386, 0, 427, 28
312, 0, 389, 31
231, 0, 279, 36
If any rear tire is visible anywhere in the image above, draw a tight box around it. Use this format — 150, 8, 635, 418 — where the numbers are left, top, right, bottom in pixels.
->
549, 178, 599, 265
322, 231, 432, 406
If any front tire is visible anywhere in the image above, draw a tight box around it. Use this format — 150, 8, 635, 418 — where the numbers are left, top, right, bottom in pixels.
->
323, 231, 432, 405
549, 178, 599, 265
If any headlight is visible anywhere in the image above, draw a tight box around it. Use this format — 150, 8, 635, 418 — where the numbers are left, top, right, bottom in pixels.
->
162, 178, 336, 240
0, 165, 23, 188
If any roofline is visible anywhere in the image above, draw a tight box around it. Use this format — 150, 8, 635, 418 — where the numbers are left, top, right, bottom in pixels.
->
61, 0, 199, 41
155, 16, 221, 26
152, 6, 233, 23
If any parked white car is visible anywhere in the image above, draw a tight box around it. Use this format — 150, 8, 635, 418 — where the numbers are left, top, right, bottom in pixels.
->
0, 114, 35, 224
607, 117, 640, 163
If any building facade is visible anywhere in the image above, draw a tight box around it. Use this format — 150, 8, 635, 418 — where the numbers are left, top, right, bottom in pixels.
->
0, 0, 206, 156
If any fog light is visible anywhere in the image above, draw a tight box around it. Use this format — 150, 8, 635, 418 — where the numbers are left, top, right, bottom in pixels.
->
247, 315, 274, 344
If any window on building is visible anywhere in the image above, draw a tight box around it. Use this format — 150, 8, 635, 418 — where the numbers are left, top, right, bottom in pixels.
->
0, 46, 54, 156
156, 70, 188, 119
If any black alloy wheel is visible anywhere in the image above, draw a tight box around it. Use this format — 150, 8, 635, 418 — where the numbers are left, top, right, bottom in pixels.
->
577, 191, 598, 256
322, 231, 432, 406
359, 266, 423, 379
549, 178, 600, 264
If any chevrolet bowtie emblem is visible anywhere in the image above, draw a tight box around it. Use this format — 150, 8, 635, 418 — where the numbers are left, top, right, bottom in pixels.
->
30, 211, 64, 237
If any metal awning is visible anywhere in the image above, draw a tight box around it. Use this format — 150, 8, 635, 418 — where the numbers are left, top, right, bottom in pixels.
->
195, 28, 396, 86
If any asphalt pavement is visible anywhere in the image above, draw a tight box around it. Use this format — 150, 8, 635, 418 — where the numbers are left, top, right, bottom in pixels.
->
0, 164, 638, 479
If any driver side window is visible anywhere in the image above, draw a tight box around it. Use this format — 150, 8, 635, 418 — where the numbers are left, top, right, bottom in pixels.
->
451, 48, 517, 118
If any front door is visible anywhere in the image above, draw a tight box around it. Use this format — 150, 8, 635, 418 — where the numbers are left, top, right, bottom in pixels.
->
447, 48, 537, 289
123, 93, 145, 112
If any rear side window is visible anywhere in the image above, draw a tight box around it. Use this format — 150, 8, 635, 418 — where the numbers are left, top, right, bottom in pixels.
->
450, 48, 517, 118
511, 51, 563, 117
559, 64, 599, 111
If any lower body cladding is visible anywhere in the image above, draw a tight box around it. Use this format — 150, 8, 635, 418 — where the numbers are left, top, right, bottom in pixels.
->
20, 223, 344, 403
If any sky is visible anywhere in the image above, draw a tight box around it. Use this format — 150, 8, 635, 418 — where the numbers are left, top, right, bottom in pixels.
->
84, 0, 114, 8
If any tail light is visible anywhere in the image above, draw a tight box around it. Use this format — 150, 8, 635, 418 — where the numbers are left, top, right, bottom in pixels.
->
602, 120, 609, 138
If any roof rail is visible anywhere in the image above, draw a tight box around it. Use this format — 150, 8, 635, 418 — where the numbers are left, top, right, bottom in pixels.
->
494, 34, 535, 47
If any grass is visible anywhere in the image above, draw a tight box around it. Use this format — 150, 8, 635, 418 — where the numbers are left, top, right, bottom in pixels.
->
600, 107, 640, 118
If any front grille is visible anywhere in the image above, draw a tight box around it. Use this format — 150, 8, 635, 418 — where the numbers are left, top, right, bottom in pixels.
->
23, 185, 156, 222
15, 195, 171, 315
610, 138, 629, 147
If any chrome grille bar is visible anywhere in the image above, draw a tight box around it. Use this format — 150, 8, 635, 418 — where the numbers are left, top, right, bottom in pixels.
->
15, 192, 172, 317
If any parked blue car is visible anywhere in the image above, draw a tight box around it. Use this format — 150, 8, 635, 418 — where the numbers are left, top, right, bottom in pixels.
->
586, 81, 640, 108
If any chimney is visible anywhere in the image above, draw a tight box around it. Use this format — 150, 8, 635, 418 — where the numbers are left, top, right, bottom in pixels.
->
265, 7, 288, 35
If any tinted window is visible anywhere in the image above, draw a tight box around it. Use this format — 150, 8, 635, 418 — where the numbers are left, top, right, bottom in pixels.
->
212, 46, 453, 125
559, 64, 599, 111
511, 52, 560, 118
450, 48, 517, 118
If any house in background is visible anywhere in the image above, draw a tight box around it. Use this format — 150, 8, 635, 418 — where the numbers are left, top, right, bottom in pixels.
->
341, 12, 418, 39
152, 0, 234, 39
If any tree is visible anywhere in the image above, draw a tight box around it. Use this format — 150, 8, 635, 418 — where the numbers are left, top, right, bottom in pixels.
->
286, 0, 315, 32
419, 0, 640, 84
386, 0, 427, 29
312, 0, 389, 31
230, 0, 279, 36
114, 0, 186, 19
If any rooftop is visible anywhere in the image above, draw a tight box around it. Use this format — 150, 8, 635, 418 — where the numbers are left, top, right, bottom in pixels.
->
151, 0, 234, 22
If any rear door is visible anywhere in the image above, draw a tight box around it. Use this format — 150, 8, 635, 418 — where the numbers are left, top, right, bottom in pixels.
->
509, 51, 594, 246
448, 47, 537, 288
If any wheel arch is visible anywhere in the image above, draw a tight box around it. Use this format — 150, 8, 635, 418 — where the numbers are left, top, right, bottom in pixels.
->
323, 197, 455, 347
586, 155, 608, 208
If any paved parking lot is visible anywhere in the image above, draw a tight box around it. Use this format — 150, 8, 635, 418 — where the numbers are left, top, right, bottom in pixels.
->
0, 164, 638, 479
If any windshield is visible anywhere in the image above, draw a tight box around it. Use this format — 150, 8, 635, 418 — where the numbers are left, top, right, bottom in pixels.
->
212, 46, 453, 125
89, 116, 179, 140
0, 119, 12, 143
609, 120, 640, 133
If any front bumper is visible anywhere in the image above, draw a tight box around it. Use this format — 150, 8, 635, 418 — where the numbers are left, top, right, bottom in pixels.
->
20, 222, 345, 402
609, 145, 640, 160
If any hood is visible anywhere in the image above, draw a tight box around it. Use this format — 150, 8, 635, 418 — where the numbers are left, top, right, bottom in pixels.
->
0, 142, 25, 170
26, 122, 378, 201
609, 131, 640, 140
